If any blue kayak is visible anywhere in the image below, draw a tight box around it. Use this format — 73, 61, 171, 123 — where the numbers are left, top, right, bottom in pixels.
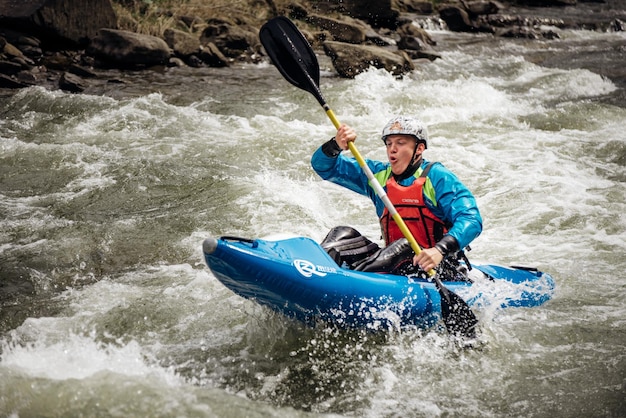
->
203, 235, 555, 330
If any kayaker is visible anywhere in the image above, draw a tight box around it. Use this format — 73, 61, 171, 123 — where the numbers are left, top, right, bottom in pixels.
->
311, 116, 483, 280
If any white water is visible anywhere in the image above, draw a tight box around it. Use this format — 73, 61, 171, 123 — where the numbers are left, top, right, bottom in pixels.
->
1, 28, 625, 417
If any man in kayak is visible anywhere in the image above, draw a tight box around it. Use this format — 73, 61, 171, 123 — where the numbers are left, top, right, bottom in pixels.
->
311, 116, 483, 280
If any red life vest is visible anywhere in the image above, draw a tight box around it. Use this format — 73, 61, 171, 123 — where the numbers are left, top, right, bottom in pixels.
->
380, 163, 448, 248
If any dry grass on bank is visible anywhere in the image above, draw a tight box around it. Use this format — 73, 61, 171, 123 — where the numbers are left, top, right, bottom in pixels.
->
111, 0, 303, 36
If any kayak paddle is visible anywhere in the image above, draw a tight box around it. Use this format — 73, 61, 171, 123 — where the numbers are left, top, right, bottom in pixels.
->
259, 16, 477, 338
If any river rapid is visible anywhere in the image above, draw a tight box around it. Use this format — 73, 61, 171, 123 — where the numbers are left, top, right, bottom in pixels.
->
1, 22, 625, 418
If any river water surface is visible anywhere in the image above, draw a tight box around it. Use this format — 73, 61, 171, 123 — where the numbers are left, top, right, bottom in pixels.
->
1, 23, 625, 418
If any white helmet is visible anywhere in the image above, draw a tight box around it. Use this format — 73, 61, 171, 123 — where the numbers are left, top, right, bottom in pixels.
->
381, 116, 428, 149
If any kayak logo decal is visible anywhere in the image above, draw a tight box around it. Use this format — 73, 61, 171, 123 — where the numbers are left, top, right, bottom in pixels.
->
293, 259, 336, 278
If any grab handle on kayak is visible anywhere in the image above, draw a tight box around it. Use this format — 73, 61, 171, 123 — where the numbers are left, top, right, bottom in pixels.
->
220, 236, 259, 248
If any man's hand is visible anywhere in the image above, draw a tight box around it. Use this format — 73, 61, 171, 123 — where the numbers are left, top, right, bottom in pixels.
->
413, 247, 443, 272
335, 124, 357, 150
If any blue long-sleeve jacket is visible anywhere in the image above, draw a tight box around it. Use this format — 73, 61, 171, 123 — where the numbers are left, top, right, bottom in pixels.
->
311, 146, 482, 250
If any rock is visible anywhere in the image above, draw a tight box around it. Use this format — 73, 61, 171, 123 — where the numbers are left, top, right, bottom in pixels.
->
397, 23, 436, 46
439, 5, 476, 32
198, 42, 229, 67
439, 5, 495, 33
462, 1, 503, 17
200, 22, 259, 59
59, 71, 86, 92
40, 51, 73, 70
398, 36, 441, 61
163, 28, 201, 57
87, 29, 171, 69
364, 27, 397, 47
16, 68, 39, 84
323, 40, 415, 78
483, 14, 566, 29
68, 64, 97, 78
497, 26, 540, 39
0, 0, 117, 47
0, 73, 28, 88
185, 55, 202, 67
3, 41, 26, 60
0, 59, 23, 75
305, 14, 367, 44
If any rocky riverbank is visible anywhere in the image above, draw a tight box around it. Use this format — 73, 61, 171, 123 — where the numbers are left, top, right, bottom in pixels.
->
0, 0, 624, 93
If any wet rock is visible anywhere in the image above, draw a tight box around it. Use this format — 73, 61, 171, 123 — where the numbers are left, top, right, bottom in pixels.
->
0, 72, 28, 88
364, 27, 397, 47
439, 5, 476, 32
59, 71, 85, 92
486, 13, 567, 28
68, 64, 96, 78
397, 36, 441, 60
397, 22, 436, 46
497, 26, 541, 39
611, 18, 624, 31
323, 40, 414, 78
16, 68, 40, 84
462, 1, 503, 17
439, 5, 495, 33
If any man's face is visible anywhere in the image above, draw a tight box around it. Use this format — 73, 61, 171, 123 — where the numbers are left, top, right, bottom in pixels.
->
384, 134, 420, 175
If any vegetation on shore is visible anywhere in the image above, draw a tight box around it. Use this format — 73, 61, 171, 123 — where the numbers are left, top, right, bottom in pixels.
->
111, 0, 302, 36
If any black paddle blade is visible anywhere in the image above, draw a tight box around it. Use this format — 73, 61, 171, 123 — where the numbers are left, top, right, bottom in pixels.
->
259, 16, 324, 106
438, 284, 478, 338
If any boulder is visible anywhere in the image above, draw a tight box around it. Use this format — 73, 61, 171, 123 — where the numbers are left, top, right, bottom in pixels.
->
0, 0, 117, 47
462, 1, 503, 17
323, 40, 414, 78
439, 5, 476, 32
200, 23, 259, 59
439, 5, 494, 33
305, 14, 367, 44
163, 28, 201, 57
87, 29, 171, 69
